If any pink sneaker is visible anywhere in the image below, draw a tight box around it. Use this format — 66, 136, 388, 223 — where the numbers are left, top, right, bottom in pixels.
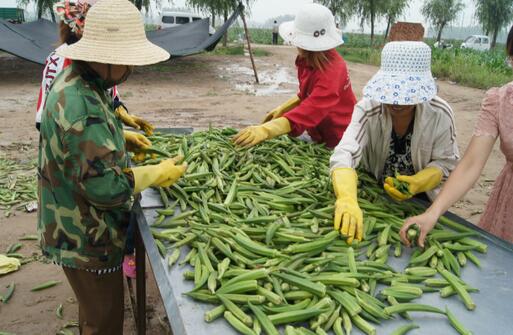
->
123, 254, 136, 279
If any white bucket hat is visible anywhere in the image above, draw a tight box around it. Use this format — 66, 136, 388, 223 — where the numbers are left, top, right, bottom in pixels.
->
363, 41, 437, 105
57, 0, 170, 66
279, 3, 343, 52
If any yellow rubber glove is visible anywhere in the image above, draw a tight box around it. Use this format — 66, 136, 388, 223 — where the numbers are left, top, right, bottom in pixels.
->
132, 152, 149, 163
115, 105, 155, 136
233, 117, 291, 148
384, 167, 443, 201
124, 130, 151, 153
262, 96, 301, 123
0, 254, 21, 275
129, 156, 187, 194
332, 168, 364, 244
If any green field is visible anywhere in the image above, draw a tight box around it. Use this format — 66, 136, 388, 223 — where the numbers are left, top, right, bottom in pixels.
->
228, 28, 513, 90
228, 27, 285, 45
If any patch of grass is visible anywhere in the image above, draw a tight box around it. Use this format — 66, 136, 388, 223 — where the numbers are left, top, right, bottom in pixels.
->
210, 45, 270, 57
338, 45, 512, 89
145, 24, 159, 32
139, 60, 207, 73
212, 45, 245, 56
337, 47, 381, 66
430, 48, 512, 89
228, 27, 284, 45
253, 48, 271, 57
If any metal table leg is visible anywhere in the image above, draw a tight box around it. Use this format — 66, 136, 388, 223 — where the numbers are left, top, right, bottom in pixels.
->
135, 225, 146, 335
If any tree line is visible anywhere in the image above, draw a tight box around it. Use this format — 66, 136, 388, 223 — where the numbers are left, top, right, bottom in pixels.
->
18, 0, 513, 49
318, 0, 513, 48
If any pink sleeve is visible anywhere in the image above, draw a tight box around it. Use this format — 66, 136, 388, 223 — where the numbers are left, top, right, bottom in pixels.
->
474, 88, 499, 138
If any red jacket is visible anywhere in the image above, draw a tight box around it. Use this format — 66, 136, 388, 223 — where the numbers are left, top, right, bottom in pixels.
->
284, 49, 356, 148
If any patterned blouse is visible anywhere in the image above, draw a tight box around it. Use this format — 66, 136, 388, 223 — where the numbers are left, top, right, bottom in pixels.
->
383, 119, 416, 181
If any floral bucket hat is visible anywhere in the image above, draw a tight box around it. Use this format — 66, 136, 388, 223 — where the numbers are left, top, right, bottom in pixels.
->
363, 41, 437, 105
54, 0, 98, 34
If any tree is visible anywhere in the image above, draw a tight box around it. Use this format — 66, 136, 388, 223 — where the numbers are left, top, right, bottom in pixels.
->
317, 0, 357, 27
187, 0, 248, 25
422, 0, 464, 43
475, 0, 513, 49
355, 0, 389, 45
383, 0, 410, 40
187, 0, 253, 46
128, 0, 164, 11
19, 0, 56, 21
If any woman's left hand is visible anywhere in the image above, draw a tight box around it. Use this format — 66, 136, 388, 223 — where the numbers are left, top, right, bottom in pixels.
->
233, 126, 269, 148
384, 167, 443, 201
130, 115, 155, 136
124, 130, 151, 153
384, 176, 413, 201
115, 105, 155, 136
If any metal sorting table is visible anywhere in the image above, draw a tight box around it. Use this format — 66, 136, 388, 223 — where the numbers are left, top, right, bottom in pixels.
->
134, 129, 513, 335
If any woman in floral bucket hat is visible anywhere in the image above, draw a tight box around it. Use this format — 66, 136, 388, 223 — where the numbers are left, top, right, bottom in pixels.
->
38, 0, 187, 333
330, 41, 460, 244
401, 26, 513, 246
233, 3, 356, 149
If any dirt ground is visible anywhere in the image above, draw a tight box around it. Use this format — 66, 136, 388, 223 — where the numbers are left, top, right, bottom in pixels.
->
0, 45, 505, 334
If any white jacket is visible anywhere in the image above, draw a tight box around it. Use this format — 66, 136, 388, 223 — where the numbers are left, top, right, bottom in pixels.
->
330, 96, 460, 200
36, 46, 119, 125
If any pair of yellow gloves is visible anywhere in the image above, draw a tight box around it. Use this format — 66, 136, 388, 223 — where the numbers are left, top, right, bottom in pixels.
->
332, 167, 443, 244
116, 105, 187, 194
233, 96, 300, 147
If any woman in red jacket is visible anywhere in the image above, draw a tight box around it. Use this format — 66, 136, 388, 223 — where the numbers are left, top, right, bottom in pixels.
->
233, 3, 356, 149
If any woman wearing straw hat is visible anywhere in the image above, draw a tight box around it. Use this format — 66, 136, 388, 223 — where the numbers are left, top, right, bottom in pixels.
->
37, 0, 156, 280
233, 3, 356, 149
401, 26, 513, 246
330, 41, 459, 244
38, 0, 186, 333
36, 0, 154, 162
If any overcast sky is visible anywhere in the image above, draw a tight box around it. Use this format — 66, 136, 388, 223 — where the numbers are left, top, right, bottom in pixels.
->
3, 0, 478, 32
170, 0, 478, 31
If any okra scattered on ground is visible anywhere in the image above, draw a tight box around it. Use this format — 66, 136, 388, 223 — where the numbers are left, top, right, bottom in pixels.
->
142, 128, 484, 334
30, 280, 61, 292
0, 155, 38, 216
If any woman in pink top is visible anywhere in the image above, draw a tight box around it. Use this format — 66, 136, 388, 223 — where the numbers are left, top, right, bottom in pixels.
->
400, 26, 513, 245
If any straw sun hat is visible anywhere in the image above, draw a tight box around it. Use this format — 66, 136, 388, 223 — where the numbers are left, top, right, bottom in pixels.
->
363, 41, 437, 105
279, 3, 343, 52
56, 0, 169, 66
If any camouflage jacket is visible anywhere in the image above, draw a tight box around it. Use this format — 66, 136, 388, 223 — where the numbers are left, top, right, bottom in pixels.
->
38, 62, 134, 271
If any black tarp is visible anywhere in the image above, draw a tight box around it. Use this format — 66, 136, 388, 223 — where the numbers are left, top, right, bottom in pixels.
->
0, 4, 242, 65
148, 4, 242, 57
0, 19, 58, 64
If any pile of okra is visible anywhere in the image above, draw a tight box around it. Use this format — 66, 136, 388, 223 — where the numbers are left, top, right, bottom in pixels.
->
0, 156, 37, 217
143, 128, 484, 335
